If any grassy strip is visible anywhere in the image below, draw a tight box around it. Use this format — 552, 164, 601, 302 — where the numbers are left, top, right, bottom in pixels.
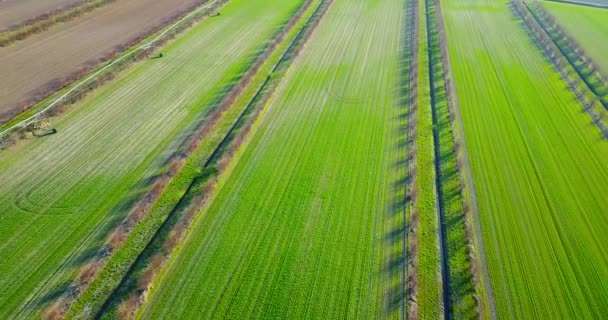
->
511, 0, 608, 137
413, 0, 442, 317
0, 0, 114, 47
62, 1, 318, 318
0, 0, 224, 133
426, 0, 483, 317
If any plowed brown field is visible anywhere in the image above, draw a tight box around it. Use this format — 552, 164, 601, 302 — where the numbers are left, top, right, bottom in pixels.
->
0, 0, 202, 122
0, 0, 84, 30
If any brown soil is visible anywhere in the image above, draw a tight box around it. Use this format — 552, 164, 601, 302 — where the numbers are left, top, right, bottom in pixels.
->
0, 0, 84, 30
0, 0, 202, 122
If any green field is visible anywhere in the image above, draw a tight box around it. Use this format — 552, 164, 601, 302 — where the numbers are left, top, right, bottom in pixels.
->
543, 1, 608, 74
139, 0, 409, 318
0, 0, 302, 317
2, 0, 608, 318
442, 0, 608, 318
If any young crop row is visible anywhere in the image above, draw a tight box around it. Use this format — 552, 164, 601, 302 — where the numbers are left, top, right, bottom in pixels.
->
423, 0, 488, 317
0, 0, 223, 133
61, 1, 319, 319
510, 0, 608, 138
0, 0, 115, 47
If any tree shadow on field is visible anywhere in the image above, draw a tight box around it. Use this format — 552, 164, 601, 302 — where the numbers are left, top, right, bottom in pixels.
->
383, 0, 418, 318
426, 4, 477, 317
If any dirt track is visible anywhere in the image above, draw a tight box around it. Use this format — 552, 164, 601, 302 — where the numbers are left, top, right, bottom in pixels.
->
0, 0, 84, 30
0, 0, 202, 121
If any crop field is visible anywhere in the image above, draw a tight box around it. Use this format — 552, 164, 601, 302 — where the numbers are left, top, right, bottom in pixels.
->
0, 0, 303, 317
0, 0, 204, 120
138, 0, 409, 318
1, 0, 607, 318
442, 0, 608, 317
0, 0, 84, 29
543, 1, 608, 73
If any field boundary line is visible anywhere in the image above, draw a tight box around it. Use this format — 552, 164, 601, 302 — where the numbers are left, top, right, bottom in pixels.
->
0, 0, 221, 142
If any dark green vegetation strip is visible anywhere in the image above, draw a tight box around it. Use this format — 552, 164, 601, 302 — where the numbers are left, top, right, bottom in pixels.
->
425, 0, 481, 317
412, 0, 443, 317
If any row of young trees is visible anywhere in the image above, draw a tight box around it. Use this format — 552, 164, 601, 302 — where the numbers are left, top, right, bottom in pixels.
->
427, 0, 486, 316
511, 0, 608, 137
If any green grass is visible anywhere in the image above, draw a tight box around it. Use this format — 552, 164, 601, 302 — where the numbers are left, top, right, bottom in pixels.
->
0, 0, 304, 317
543, 2, 608, 74
138, 0, 409, 318
414, 0, 443, 318
442, 0, 608, 318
